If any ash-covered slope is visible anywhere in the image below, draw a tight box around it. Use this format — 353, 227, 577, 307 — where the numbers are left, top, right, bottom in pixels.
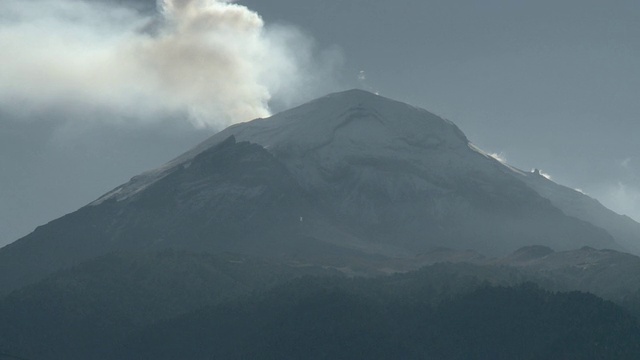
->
0, 90, 622, 294
518, 170, 640, 255
0, 135, 357, 294
195, 90, 619, 254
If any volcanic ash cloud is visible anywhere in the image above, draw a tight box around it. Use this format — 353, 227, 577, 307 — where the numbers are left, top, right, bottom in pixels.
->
0, 0, 332, 128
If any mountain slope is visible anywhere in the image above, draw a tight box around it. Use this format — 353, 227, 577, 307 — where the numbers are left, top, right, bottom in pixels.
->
0, 89, 624, 295
518, 169, 640, 255
497, 245, 640, 303
0, 135, 362, 294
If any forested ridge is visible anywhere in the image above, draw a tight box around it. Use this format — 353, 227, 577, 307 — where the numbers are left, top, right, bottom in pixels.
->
1, 252, 639, 360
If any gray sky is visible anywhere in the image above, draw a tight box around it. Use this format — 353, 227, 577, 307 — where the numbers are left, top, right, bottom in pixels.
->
1, 0, 639, 247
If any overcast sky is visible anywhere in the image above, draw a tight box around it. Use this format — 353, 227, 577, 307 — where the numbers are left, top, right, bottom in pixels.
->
1, 0, 639, 247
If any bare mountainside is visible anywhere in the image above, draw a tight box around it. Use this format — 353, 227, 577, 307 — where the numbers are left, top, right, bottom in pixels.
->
0, 89, 636, 295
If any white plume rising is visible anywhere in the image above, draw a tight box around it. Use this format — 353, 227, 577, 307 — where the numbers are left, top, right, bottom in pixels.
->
0, 0, 332, 127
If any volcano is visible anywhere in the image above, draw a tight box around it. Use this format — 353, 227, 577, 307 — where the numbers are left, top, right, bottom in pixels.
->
1, 89, 635, 294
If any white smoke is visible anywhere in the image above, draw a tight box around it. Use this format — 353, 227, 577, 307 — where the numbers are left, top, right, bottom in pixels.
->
0, 0, 340, 128
488, 152, 507, 164
598, 182, 640, 223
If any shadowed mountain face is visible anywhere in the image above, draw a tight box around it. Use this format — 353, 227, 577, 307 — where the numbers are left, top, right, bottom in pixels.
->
0, 90, 629, 294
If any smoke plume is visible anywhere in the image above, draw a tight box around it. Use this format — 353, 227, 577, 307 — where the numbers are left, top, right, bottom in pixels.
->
0, 0, 340, 128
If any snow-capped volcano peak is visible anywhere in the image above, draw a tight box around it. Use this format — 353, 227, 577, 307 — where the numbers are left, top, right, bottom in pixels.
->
205, 89, 469, 156
92, 89, 471, 204
196, 89, 481, 199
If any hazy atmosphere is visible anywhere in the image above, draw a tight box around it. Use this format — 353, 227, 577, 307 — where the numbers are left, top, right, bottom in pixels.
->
1, 0, 639, 246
